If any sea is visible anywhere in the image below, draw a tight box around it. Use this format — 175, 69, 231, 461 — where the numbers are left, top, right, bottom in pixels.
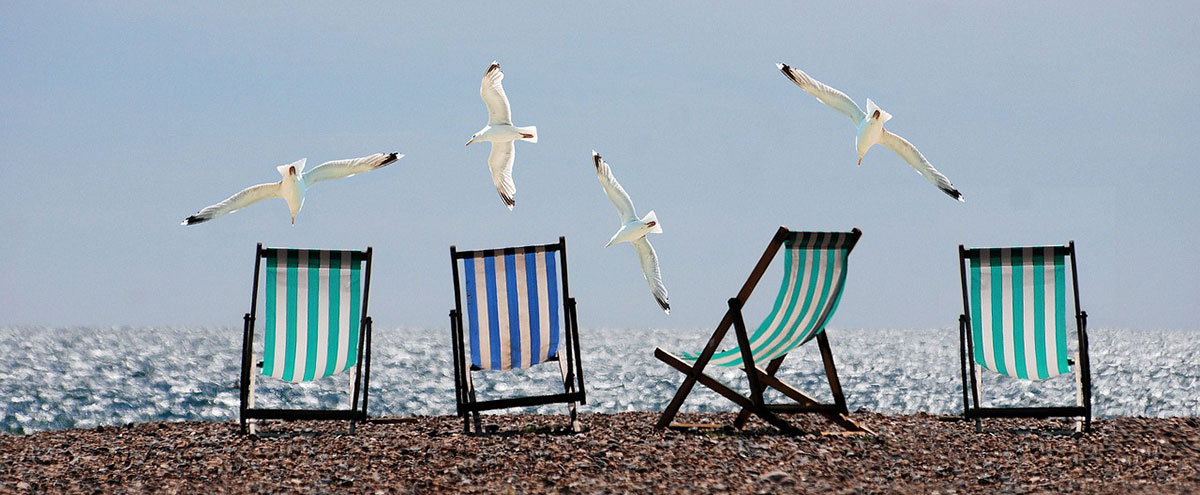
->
1, 326, 1197, 434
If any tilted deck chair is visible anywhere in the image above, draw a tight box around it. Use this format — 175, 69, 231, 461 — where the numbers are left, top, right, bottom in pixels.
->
239, 244, 375, 435
655, 227, 870, 435
448, 237, 586, 434
958, 242, 1092, 432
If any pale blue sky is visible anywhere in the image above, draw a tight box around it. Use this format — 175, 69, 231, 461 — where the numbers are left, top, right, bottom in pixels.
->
2, 2, 1197, 330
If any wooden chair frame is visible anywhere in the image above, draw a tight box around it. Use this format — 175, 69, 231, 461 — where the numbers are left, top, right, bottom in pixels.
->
238, 243, 374, 435
448, 237, 586, 434
655, 226, 870, 435
957, 241, 1092, 432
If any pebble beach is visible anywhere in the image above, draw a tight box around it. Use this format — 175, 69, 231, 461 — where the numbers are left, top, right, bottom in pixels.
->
3, 411, 1198, 494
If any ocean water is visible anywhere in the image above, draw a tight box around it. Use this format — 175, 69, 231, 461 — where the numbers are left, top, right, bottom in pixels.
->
1, 326, 1197, 434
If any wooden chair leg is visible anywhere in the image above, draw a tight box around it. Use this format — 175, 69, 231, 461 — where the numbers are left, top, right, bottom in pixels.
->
973, 364, 984, 433
816, 333, 848, 415
559, 355, 582, 432
734, 357, 785, 428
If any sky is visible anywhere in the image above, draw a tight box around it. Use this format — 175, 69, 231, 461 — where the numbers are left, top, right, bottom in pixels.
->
1, 2, 1197, 331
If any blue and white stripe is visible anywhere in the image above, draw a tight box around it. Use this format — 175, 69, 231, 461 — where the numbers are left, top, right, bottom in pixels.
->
462, 247, 561, 370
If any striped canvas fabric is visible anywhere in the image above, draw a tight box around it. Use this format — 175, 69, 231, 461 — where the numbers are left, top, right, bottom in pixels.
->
966, 246, 1072, 381
683, 231, 854, 368
261, 248, 365, 383
461, 247, 561, 371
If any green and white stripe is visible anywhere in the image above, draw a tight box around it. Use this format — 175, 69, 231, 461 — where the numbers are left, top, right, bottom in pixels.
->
262, 248, 364, 383
966, 246, 1071, 381
682, 232, 853, 368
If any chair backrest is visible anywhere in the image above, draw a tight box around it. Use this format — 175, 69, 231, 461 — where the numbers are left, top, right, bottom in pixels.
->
256, 247, 370, 383
961, 245, 1076, 381
453, 241, 567, 371
704, 230, 858, 368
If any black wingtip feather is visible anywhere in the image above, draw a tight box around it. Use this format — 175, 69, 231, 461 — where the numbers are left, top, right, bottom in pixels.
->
778, 63, 799, 84
943, 187, 965, 202
182, 215, 208, 226
381, 152, 399, 166
592, 152, 602, 171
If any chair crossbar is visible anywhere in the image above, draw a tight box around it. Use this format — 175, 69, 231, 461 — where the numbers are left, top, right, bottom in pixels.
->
242, 408, 366, 421
965, 406, 1088, 419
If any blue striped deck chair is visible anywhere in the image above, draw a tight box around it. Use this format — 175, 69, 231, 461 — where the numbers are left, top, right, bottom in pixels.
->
448, 237, 586, 434
239, 244, 375, 435
655, 227, 870, 435
958, 242, 1092, 432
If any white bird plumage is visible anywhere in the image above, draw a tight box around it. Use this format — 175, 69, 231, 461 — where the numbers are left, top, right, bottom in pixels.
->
777, 63, 964, 202
466, 61, 538, 210
181, 152, 401, 225
593, 151, 669, 314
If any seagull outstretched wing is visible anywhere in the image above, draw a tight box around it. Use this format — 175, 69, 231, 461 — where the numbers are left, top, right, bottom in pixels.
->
481, 61, 512, 126
777, 63, 866, 124
592, 152, 638, 223
303, 153, 401, 186
879, 130, 964, 202
182, 182, 281, 225
488, 141, 516, 209
633, 238, 670, 314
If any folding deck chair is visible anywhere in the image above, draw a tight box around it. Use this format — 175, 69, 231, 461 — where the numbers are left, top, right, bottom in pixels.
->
958, 242, 1092, 432
239, 244, 375, 435
448, 237, 586, 434
655, 226, 870, 435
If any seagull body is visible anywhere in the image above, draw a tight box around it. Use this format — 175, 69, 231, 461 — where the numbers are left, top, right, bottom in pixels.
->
593, 151, 670, 314
777, 63, 964, 202
182, 152, 401, 225
466, 61, 537, 210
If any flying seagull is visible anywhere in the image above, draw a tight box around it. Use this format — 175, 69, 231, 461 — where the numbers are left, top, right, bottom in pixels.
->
465, 61, 538, 210
182, 152, 401, 225
592, 151, 670, 314
777, 63, 964, 202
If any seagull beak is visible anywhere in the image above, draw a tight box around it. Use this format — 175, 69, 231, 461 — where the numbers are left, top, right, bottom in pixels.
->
291, 216, 295, 225
857, 155, 863, 167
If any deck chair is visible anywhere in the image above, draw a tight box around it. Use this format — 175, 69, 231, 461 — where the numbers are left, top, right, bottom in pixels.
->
958, 242, 1092, 432
239, 244, 375, 435
448, 237, 586, 434
655, 226, 869, 435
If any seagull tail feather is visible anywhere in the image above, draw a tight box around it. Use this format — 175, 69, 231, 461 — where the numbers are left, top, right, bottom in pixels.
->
642, 210, 662, 234
517, 126, 537, 143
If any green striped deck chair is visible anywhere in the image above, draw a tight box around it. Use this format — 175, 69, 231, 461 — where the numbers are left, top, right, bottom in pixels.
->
239, 244, 375, 435
655, 227, 869, 435
448, 237, 586, 434
957, 242, 1092, 432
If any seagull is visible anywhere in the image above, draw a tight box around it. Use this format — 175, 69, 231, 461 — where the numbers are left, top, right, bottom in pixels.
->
777, 63, 964, 202
465, 61, 538, 210
181, 152, 401, 225
592, 151, 670, 314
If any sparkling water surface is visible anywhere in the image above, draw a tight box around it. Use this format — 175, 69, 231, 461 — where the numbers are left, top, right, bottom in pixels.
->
1, 326, 1196, 434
